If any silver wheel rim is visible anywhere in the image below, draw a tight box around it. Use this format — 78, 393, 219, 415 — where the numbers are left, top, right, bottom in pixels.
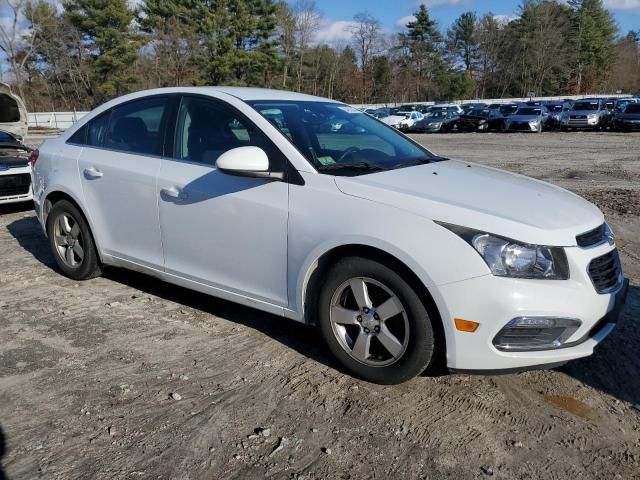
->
53, 213, 84, 268
330, 277, 410, 367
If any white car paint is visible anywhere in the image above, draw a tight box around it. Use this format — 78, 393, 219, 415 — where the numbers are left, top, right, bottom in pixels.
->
0, 164, 33, 205
31, 87, 625, 373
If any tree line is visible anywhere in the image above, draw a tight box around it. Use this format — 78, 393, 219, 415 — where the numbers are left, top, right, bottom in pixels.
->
0, 0, 638, 112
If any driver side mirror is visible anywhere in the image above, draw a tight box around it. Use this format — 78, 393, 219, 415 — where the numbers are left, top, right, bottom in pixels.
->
216, 146, 284, 181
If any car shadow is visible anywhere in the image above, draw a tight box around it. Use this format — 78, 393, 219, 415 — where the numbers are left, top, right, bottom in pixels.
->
5, 215, 640, 399
5, 216, 56, 270
0, 424, 7, 480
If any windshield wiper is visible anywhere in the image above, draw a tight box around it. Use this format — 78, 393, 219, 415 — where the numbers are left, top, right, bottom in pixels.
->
317, 161, 385, 172
392, 156, 449, 169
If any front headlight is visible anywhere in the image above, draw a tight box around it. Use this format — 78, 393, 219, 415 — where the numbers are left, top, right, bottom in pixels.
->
431, 122, 442, 128
437, 223, 569, 279
588, 113, 598, 120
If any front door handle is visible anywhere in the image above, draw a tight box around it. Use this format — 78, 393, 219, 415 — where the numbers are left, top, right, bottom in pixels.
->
161, 186, 188, 200
84, 167, 103, 179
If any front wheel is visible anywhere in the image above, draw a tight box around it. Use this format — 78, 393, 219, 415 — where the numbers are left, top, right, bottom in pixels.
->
318, 257, 437, 384
47, 200, 102, 280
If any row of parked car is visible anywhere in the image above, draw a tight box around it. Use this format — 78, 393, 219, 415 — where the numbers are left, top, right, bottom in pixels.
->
364, 96, 640, 134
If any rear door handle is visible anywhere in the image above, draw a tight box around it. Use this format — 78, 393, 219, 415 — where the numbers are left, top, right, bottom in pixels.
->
161, 186, 188, 200
84, 167, 103, 179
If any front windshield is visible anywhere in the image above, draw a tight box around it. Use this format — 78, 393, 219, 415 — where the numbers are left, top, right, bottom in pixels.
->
547, 105, 563, 112
248, 101, 442, 175
572, 102, 599, 111
426, 111, 448, 119
624, 104, 640, 113
516, 107, 542, 115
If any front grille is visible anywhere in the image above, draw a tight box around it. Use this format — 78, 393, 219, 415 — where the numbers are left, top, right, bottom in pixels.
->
588, 250, 621, 293
576, 224, 605, 247
0, 173, 30, 197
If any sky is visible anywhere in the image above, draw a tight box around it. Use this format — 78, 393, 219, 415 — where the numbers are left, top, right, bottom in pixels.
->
306, 0, 640, 43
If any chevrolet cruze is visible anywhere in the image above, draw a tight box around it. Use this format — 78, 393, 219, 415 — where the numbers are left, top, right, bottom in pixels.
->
31, 87, 628, 384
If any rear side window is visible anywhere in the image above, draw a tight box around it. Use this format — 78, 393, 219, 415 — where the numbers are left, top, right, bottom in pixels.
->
87, 113, 110, 147
68, 124, 87, 144
105, 97, 167, 155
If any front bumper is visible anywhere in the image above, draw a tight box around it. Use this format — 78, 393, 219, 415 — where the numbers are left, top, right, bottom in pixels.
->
506, 122, 538, 132
0, 165, 33, 205
432, 242, 627, 372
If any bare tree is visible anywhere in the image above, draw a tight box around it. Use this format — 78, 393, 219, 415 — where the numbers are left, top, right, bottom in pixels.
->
0, 0, 39, 99
293, 0, 321, 92
350, 12, 382, 102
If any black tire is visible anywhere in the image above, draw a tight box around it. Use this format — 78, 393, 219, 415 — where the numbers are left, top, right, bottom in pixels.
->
47, 199, 102, 280
317, 257, 436, 384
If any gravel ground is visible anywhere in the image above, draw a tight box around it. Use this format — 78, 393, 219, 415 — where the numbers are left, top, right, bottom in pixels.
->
0, 131, 638, 480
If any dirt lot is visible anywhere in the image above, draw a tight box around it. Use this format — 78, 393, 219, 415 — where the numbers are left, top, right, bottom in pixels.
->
0, 131, 638, 480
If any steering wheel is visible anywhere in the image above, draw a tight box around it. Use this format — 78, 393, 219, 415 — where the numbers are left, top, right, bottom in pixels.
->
337, 147, 361, 163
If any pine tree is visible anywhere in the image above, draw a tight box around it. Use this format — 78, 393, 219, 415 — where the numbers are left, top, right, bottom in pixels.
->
448, 11, 478, 76
64, 0, 141, 102
567, 0, 617, 93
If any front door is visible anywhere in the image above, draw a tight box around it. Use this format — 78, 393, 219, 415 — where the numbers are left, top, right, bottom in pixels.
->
157, 96, 289, 307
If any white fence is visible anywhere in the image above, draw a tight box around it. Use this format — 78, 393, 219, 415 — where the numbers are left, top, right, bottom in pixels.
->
27, 93, 634, 129
352, 94, 633, 110
28, 111, 88, 130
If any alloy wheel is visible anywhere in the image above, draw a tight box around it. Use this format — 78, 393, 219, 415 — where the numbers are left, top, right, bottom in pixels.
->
329, 277, 410, 367
53, 213, 85, 268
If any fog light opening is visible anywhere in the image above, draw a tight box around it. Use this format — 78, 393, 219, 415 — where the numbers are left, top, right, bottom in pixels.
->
493, 316, 581, 351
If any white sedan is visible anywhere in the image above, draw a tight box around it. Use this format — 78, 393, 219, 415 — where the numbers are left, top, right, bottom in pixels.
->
31, 87, 627, 384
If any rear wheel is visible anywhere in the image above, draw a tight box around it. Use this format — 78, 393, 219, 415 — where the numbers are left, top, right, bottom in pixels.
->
47, 200, 101, 280
318, 257, 436, 384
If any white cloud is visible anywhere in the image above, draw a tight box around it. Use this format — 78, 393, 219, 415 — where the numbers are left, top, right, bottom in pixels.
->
314, 20, 359, 45
493, 14, 518, 25
396, 15, 416, 28
423, 0, 471, 7
604, 0, 640, 9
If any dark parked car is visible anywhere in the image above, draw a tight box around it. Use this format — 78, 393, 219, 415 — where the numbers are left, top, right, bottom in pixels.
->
462, 102, 488, 113
613, 103, 640, 131
406, 111, 460, 133
495, 104, 520, 117
545, 102, 571, 129
456, 108, 505, 132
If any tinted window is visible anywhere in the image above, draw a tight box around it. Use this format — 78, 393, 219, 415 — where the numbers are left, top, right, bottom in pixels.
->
87, 113, 110, 147
68, 124, 87, 144
174, 96, 281, 168
0, 95, 20, 123
624, 104, 640, 113
105, 97, 167, 155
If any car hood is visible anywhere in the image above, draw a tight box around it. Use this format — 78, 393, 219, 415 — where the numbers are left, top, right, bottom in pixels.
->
334, 160, 603, 246
381, 115, 406, 125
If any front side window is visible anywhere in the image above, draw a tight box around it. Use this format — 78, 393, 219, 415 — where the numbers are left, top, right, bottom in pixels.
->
174, 96, 280, 168
249, 101, 441, 176
104, 97, 167, 155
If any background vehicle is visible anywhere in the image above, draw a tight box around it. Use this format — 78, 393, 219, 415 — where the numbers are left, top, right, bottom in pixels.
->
457, 108, 505, 132
405, 111, 459, 133
544, 102, 570, 130
0, 83, 28, 140
427, 104, 464, 115
505, 106, 549, 132
613, 103, 640, 131
32, 87, 626, 384
561, 99, 609, 130
398, 111, 425, 131
0, 129, 32, 205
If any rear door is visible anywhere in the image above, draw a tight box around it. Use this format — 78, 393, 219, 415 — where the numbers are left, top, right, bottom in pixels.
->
78, 96, 172, 269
